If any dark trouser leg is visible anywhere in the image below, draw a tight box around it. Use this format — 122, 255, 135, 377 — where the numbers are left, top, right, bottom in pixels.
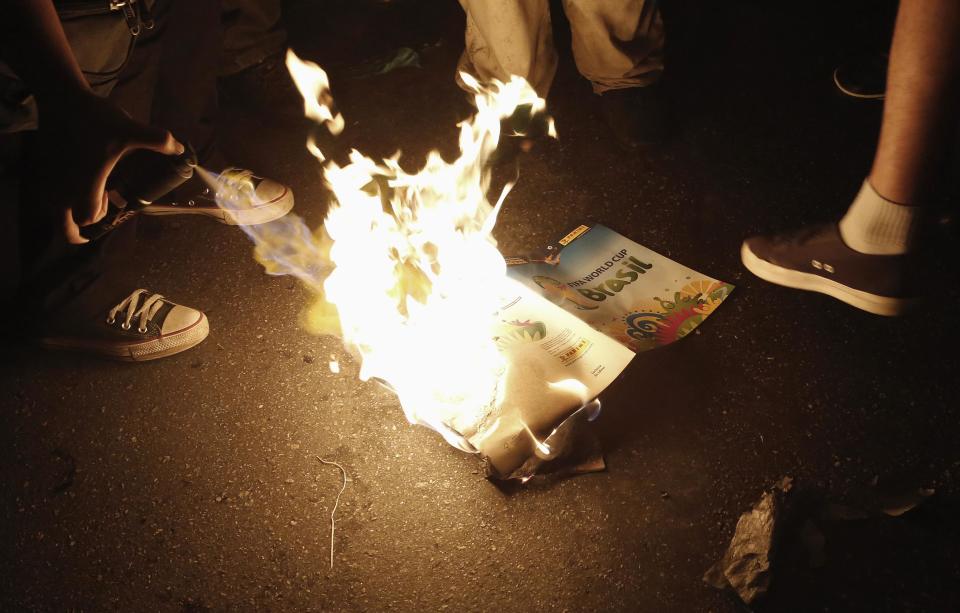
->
18, 0, 221, 326
220, 0, 287, 76
18, 215, 139, 329
112, 0, 222, 165
16, 148, 140, 329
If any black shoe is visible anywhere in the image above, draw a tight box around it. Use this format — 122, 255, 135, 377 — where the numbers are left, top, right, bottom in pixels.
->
741, 224, 919, 316
38, 288, 209, 361
596, 82, 667, 151
219, 52, 303, 118
833, 53, 888, 100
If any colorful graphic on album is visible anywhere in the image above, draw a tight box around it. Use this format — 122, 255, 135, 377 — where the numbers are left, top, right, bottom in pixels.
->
504, 224, 734, 354
594, 279, 733, 352
494, 319, 547, 349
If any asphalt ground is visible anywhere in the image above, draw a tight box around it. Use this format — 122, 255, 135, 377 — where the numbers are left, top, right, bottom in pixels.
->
2, 1, 959, 611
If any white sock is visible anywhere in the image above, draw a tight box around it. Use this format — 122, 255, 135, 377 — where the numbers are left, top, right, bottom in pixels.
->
838, 180, 922, 255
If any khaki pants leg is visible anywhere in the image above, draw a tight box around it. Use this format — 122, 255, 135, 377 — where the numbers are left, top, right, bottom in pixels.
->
457, 0, 557, 98
563, 0, 664, 93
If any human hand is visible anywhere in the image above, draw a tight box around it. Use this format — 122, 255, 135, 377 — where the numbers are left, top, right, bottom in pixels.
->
33, 89, 183, 244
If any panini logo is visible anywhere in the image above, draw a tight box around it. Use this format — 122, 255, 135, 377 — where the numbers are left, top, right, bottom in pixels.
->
558, 225, 590, 246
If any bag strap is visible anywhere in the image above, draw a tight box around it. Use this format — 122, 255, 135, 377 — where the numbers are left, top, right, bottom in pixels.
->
56, 1, 153, 35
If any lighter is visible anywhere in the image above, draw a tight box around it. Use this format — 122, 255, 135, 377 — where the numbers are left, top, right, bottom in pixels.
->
80, 143, 198, 241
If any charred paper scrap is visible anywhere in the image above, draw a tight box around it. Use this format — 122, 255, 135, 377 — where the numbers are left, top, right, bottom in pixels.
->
704, 476, 938, 605
704, 477, 795, 605
470, 224, 734, 479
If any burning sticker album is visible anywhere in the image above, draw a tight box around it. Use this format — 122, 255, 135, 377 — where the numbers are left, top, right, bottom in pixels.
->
474, 223, 734, 479
211, 51, 733, 481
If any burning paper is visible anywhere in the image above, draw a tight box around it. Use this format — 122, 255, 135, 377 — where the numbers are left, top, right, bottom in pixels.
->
212, 50, 732, 480
468, 224, 733, 478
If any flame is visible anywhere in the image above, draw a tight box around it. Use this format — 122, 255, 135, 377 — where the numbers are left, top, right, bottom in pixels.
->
214, 50, 555, 453
285, 50, 344, 137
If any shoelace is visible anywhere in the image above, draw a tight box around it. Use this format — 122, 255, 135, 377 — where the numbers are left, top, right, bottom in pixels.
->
219, 168, 256, 189
106, 289, 166, 334
215, 168, 261, 210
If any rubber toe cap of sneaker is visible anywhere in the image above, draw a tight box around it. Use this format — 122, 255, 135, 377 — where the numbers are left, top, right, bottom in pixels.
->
161, 305, 205, 335
255, 177, 292, 206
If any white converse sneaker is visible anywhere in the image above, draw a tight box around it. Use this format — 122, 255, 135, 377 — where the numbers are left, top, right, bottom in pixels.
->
39, 289, 209, 361
142, 170, 294, 226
